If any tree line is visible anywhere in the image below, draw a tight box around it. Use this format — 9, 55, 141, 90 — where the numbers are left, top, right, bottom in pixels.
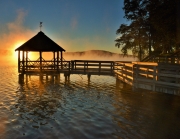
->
115, 0, 179, 61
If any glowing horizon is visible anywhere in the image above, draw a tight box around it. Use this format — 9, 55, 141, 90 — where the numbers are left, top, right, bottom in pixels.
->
0, 0, 126, 60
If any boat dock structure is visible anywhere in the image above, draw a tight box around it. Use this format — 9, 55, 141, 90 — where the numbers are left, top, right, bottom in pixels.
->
15, 31, 180, 95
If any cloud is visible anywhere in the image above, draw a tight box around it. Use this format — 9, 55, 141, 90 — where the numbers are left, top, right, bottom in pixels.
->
0, 9, 37, 65
0, 9, 36, 51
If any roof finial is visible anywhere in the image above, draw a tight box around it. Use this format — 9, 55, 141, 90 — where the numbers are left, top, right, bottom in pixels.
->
40, 22, 43, 31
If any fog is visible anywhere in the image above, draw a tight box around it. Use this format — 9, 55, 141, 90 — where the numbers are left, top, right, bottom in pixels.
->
63, 50, 137, 61
0, 50, 137, 66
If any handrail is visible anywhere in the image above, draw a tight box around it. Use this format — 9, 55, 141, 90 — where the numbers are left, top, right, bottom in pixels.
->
114, 62, 180, 92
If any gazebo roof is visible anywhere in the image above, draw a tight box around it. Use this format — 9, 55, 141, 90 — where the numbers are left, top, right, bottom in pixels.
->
15, 31, 65, 52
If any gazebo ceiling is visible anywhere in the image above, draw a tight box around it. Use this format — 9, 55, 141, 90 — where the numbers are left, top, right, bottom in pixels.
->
15, 31, 65, 52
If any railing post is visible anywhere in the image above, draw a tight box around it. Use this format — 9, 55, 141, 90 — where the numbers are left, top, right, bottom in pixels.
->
75, 61, 76, 70
132, 64, 135, 91
87, 61, 88, 71
111, 62, 114, 74
22, 51, 25, 73
26, 51, 28, 71
99, 62, 101, 74
68, 61, 70, 72
121, 63, 124, 82
71, 61, 74, 70
153, 66, 157, 91
53, 51, 55, 70
40, 51, 42, 72
18, 51, 20, 73
84, 61, 86, 73
135, 64, 139, 89
57, 51, 59, 71
61, 51, 63, 69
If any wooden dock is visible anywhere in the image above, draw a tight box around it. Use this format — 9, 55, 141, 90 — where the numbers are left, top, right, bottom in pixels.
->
114, 62, 180, 95
18, 59, 180, 95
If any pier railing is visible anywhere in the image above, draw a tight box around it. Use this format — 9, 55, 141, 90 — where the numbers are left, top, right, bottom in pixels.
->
19, 59, 116, 75
70, 60, 115, 75
114, 62, 180, 94
143, 55, 180, 64
19, 60, 71, 73
18, 59, 180, 94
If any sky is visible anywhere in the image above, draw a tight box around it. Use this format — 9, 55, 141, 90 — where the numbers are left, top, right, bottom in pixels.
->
0, 0, 127, 55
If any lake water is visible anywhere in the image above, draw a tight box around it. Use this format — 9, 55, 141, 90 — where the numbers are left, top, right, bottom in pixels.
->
0, 66, 180, 139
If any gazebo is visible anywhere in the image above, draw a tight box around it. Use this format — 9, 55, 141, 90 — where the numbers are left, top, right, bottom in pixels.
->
15, 31, 66, 73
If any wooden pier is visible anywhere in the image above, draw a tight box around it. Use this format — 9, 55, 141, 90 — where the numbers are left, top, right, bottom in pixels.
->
17, 59, 180, 95
15, 31, 180, 95
18, 60, 115, 80
114, 62, 180, 95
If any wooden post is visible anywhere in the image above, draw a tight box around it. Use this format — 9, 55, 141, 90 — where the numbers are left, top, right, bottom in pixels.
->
40, 51, 42, 72
153, 66, 157, 91
99, 62, 101, 74
75, 61, 76, 70
18, 51, 20, 73
111, 62, 114, 74
132, 64, 135, 91
87, 73, 91, 82
68, 61, 70, 72
61, 51, 63, 69
171, 56, 175, 64
135, 64, 139, 89
18, 73, 24, 84
71, 61, 74, 70
57, 51, 59, 71
53, 51, 55, 70
22, 51, 25, 73
26, 51, 28, 71
84, 61, 86, 73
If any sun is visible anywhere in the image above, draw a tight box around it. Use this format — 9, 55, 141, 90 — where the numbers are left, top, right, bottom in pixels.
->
13, 42, 35, 61
13, 42, 24, 60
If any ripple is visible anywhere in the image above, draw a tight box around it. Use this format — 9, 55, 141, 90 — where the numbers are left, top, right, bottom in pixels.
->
0, 66, 180, 138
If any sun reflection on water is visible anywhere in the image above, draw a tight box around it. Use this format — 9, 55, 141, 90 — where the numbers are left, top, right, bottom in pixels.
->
0, 66, 180, 138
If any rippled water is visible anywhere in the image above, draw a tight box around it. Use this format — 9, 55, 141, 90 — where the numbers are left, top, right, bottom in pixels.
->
0, 66, 180, 139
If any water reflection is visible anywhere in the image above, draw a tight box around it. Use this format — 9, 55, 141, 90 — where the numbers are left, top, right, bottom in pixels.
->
112, 82, 180, 138
1, 69, 180, 138
15, 74, 64, 129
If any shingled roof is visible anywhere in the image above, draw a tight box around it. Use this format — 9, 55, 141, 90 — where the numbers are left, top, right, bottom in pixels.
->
15, 31, 65, 52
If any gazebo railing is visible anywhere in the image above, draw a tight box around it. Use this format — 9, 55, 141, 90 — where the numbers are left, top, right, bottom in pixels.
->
19, 58, 71, 72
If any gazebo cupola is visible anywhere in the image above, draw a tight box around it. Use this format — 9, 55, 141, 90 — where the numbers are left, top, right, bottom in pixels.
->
15, 31, 65, 73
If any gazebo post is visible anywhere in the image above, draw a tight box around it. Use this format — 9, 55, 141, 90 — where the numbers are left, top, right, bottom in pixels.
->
22, 51, 25, 73
57, 51, 59, 71
18, 51, 20, 73
26, 51, 28, 70
40, 51, 42, 72
61, 51, 63, 69
53, 51, 55, 69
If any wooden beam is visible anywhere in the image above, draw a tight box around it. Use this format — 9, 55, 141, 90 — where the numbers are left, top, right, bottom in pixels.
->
40, 51, 42, 72
26, 51, 28, 70
18, 51, 20, 73
53, 51, 55, 69
22, 51, 24, 72
61, 51, 63, 69
57, 51, 59, 71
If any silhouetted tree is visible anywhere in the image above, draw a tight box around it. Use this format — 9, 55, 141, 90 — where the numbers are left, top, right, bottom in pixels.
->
115, 0, 178, 60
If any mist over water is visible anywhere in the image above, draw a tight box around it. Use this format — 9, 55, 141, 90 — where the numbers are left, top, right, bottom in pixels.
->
64, 50, 138, 61
0, 50, 137, 67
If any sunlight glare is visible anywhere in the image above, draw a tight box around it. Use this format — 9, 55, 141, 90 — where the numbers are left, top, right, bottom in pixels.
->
13, 42, 35, 61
